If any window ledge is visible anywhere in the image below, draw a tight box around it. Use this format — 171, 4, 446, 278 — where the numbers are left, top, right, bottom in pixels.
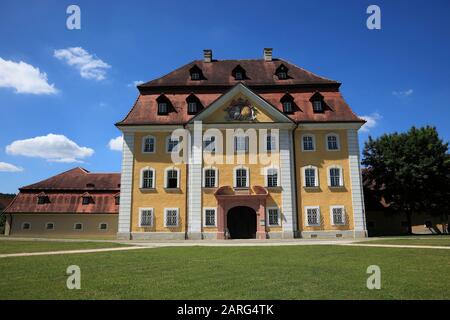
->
304, 186, 320, 191
329, 186, 345, 190
140, 188, 156, 192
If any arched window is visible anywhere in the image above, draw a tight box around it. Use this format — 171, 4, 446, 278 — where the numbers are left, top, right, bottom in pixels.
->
142, 135, 156, 153
164, 167, 180, 189
326, 133, 340, 151
328, 165, 343, 187
140, 167, 155, 189
303, 165, 319, 188
203, 167, 218, 188
301, 134, 315, 151
234, 166, 249, 188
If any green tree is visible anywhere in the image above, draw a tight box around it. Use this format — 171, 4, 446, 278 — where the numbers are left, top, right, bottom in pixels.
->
362, 126, 450, 234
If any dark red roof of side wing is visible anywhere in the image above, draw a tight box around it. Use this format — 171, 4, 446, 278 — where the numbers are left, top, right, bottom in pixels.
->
20, 167, 121, 191
138, 59, 339, 88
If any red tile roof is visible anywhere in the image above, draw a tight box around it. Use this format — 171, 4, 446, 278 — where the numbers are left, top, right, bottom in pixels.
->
139, 59, 339, 88
5, 168, 120, 214
20, 167, 120, 191
117, 58, 364, 126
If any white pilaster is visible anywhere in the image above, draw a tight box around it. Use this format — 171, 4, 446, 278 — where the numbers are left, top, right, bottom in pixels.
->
117, 132, 134, 239
347, 129, 367, 237
187, 122, 202, 239
280, 129, 297, 238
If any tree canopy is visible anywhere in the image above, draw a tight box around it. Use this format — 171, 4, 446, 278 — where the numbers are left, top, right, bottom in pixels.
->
362, 126, 450, 233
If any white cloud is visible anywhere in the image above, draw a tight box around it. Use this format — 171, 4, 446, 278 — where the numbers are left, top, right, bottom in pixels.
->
108, 135, 123, 151
0, 57, 57, 94
127, 80, 144, 87
0, 162, 23, 172
393, 89, 413, 97
53, 47, 110, 81
6, 134, 94, 163
360, 112, 382, 132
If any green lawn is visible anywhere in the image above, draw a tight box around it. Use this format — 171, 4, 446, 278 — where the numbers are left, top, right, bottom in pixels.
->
0, 240, 126, 254
360, 235, 450, 247
0, 245, 449, 299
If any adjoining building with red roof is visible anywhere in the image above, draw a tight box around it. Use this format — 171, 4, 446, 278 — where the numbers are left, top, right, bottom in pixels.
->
3, 167, 120, 237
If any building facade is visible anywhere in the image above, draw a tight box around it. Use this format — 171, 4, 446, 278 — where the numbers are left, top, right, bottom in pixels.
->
116, 49, 367, 240
3, 168, 120, 237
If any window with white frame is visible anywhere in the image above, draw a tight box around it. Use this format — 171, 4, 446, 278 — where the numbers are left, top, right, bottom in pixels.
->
46, 222, 55, 230
306, 207, 320, 226
331, 206, 345, 225
266, 134, 277, 152
203, 168, 217, 188
302, 135, 315, 151
142, 136, 155, 153
234, 136, 248, 152
139, 208, 153, 227
267, 208, 280, 226
328, 166, 343, 187
326, 134, 339, 151
141, 168, 155, 189
204, 208, 216, 227
165, 168, 179, 189
203, 136, 216, 152
266, 168, 278, 188
303, 166, 318, 188
313, 100, 323, 112
165, 208, 179, 227
166, 136, 180, 153
235, 167, 248, 188
188, 101, 198, 113
22, 222, 31, 230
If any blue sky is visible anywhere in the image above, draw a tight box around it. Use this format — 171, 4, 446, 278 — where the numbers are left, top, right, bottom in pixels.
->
0, 0, 449, 193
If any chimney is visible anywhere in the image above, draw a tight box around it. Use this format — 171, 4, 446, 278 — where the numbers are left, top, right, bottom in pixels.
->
264, 48, 273, 61
203, 49, 212, 63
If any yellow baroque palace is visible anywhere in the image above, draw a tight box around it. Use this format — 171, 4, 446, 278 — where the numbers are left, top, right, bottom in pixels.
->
116, 49, 367, 240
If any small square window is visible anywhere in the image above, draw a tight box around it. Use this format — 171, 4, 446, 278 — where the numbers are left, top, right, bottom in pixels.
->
188, 102, 198, 113
99, 223, 108, 230
235, 72, 243, 80
191, 72, 200, 80
204, 209, 216, 227
278, 72, 287, 79
46, 222, 55, 230
165, 209, 179, 227
22, 223, 31, 230
140, 209, 153, 227
74, 223, 83, 230
82, 197, 91, 205
306, 207, 320, 226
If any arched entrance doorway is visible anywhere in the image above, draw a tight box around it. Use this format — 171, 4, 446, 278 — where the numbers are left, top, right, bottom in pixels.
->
227, 206, 257, 239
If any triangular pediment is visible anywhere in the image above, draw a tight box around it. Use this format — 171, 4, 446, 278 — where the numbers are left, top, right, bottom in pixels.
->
188, 83, 294, 124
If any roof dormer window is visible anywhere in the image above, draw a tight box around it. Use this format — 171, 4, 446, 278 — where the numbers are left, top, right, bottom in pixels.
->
156, 95, 172, 115
81, 193, 93, 205
310, 92, 325, 113
189, 65, 204, 81
186, 94, 203, 115
37, 193, 49, 205
232, 65, 247, 80
280, 93, 295, 113
276, 64, 289, 80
